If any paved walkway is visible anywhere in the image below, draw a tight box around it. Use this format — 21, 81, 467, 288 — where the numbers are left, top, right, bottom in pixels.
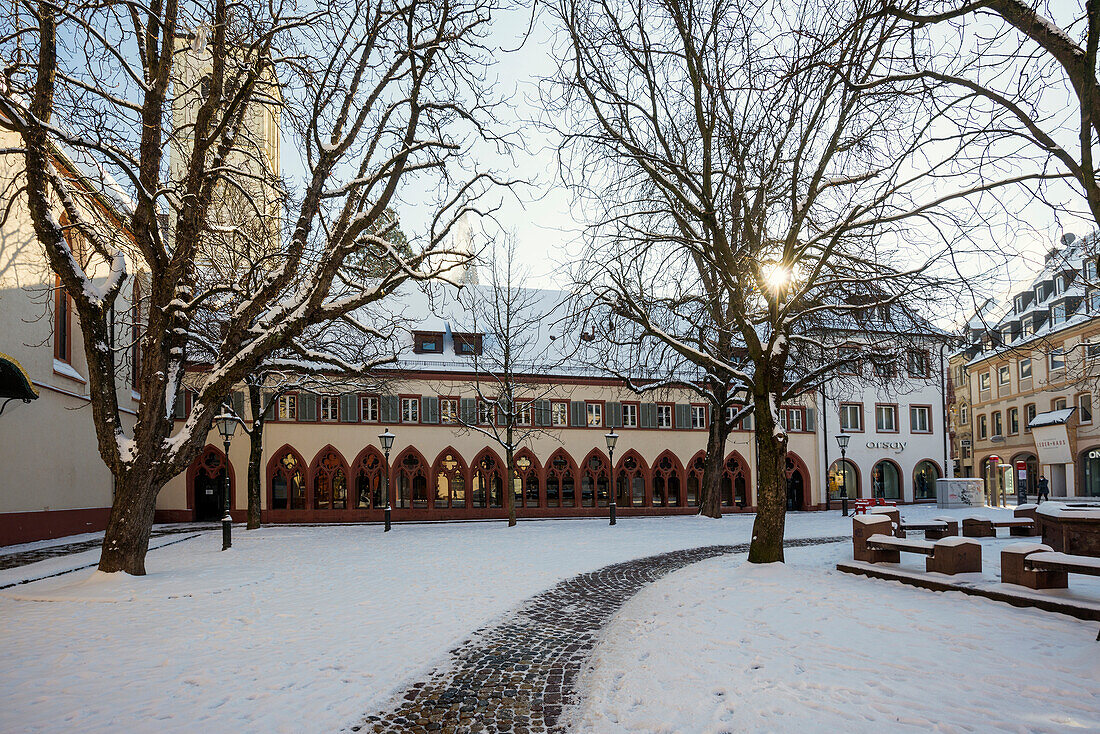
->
351, 535, 847, 734
0, 525, 216, 572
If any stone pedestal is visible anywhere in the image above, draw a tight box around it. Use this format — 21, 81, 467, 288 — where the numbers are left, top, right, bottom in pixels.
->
1001, 543, 1067, 589
926, 537, 982, 575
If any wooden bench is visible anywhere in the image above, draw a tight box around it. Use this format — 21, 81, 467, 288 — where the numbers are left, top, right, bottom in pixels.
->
1002, 543, 1100, 589
852, 516, 981, 574
962, 517, 1038, 538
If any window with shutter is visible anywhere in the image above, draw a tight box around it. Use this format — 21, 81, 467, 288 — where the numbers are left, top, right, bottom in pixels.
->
571, 401, 585, 427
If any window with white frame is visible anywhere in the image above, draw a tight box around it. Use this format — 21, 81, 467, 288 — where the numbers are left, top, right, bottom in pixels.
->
1050, 347, 1066, 371
1079, 393, 1093, 423
875, 404, 897, 432
726, 405, 746, 428
1052, 303, 1066, 324
959, 403, 968, 424
998, 364, 1011, 386
873, 360, 896, 378
477, 400, 493, 425
1085, 340, 1100, 362
1015, 295, 1026, 313
1087, 260, 1098, 280
1090, 289, 1100, 313
656, 404, 672, 429
360, 396, 379, 422
978, 414, 987, 439
979, 372, 991, 391
1025, 403, 1036, 431
993, 411, 1003, 436
1053, 397, 1067, 410
1035, 284, 1044, 302
691, 405, 707, 429
320, 395, 339, 422
839, 403, 862, 431
1008, 407, 1019, 434
440, 397, 458, 424
1001, 327, 1014, 344
518, 401, 532, 426
401, 397, 420, 423
1022, 318, 1034, 337
910, 406, 931, 432
1020, 358, 1032, 379
551, 402, 568, 427
586, 402, 602, 427
622, 403, 638, 427
1055, 275, 1065, 295
278, 394, 297, 421
781, 407, 803, 432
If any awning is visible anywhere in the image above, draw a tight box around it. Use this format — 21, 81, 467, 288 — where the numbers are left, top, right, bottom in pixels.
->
1028, 407, 1075, 428
0, 351, 39, 402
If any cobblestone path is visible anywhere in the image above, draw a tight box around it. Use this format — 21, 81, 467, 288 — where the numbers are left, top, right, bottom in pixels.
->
0, 525, 215, 572
351, 535, 847, 734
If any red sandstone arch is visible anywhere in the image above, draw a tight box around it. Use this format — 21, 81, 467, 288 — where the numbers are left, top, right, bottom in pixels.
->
471, 447, 506, 510
578, 448, 611, 508
651, 451, 685, 507
785, 451, 812, 509
350, 445, 386, 510
308, 445, 350, 510
723, 450, 753, 509
685, 451, 707, 508
185, 444, 237, 515
544, 448, 578, 508
266, 444, 308, 511
431, 447, 469, 509
614, 449, 649, 507
512, 448, 542, 508
393, 446, 431, 509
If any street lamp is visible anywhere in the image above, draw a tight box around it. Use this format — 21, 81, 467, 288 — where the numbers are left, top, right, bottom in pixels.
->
214, 409, 238, 550
836, 432, 851, 517
378, 428, 394, 532
605, 429, 618, 526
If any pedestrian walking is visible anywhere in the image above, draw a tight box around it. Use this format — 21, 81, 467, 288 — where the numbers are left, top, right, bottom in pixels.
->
1037, 475, 1050, 503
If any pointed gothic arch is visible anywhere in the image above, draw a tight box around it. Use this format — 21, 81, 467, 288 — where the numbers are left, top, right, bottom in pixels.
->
545, 449, 577, 508
309, 445, 350, 510
651, 451, 684, 507
267, 444, 307, 511
186, 444, 237, 520
351, 445, 386, 510
579, 448, 610, 508
785, 451, 812, 510
685, 451, 707, 507
393, 447, 430, 509
513, 448, 542, 508
722, 451, 752, 509
614, 450, 649, 507
432, 447, 469, 510
471, 447, 506, 509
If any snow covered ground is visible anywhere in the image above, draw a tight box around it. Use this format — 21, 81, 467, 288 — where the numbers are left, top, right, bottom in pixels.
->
1, 506, 1096, 732
567, 542, 1100, 733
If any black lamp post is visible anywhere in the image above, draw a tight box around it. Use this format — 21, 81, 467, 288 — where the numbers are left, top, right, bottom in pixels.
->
214, 409, 238, 550
836, 432, 850, 517
379, 428, 394, 532
605, 429, 618, 526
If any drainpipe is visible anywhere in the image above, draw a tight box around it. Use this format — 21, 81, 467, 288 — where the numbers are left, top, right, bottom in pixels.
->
940, 340, 950, 478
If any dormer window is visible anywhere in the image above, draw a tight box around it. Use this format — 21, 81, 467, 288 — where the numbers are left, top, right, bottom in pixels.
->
1001, 327, 1013, 344
1085, 260, 1097, 281
1015, 295, 1026, 313
1054, 275, 1065, 295
1051, 303, 1066, 325
452, 333, 483, 356
1022, 318, 1033, 337
1035, 284, 1044, 302
413, 331, 444, 354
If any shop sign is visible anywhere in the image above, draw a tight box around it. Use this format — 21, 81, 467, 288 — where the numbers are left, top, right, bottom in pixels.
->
1032, 424, 1073, 464
1089, 450, 1100, 460
866, 441, 906, 454
1016, 460, 1027, 481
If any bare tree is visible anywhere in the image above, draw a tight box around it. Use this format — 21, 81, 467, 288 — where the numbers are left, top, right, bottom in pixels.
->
546, 0, 1007, 562
457, 237, 570, 526
883, 0, 1100, 226
0, 0, 506, 574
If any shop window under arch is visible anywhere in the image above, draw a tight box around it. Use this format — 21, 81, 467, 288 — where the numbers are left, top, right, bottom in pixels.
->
271, 450, 306, 510
652, 454, 682, 507
312, 449, 348, 510
435, 453, 466, 509
395, 451, 428, 509
581, 452, 609, 508
686, 455, 705, 507
354, 449, 385, 509
616, 453, 645, 507
913, 460, 940, 501
871, 460, 900, 500
546, 451, 575, 508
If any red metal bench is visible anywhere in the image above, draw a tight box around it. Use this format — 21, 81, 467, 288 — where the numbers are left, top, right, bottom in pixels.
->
852, 498, 898, 515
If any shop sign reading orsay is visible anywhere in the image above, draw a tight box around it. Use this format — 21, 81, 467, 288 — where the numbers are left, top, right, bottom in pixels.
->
866, 441, 906, 454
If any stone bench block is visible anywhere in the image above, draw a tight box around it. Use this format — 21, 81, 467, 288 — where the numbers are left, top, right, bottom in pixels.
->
1001, 543, 1067, 590
927, 518, 959, 540
962, 517, 995, 538
926, 537, 982, 575
853, 515, 897, 563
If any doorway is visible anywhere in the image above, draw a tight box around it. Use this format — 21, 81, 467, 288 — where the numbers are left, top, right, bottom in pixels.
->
194, 469, 226, 521
786, 469, 805, 511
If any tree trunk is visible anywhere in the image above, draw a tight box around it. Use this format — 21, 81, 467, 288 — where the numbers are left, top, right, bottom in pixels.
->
97, 471, 159, 575
748, 393, 788, 564
247, 384, 264, 530
505, 433, 517, 527
698, 388, 730, 519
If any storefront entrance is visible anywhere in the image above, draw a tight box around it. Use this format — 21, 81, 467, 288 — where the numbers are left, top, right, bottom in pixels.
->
786, 469, 805, 511
194, 469, 226, 521
1081, 448, 1100, 498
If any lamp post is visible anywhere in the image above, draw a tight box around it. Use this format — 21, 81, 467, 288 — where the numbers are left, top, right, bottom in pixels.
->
214, 409, 238, 550
836, 433, 850, 517
379, 429, 394, 532
605, 429, 618, 526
